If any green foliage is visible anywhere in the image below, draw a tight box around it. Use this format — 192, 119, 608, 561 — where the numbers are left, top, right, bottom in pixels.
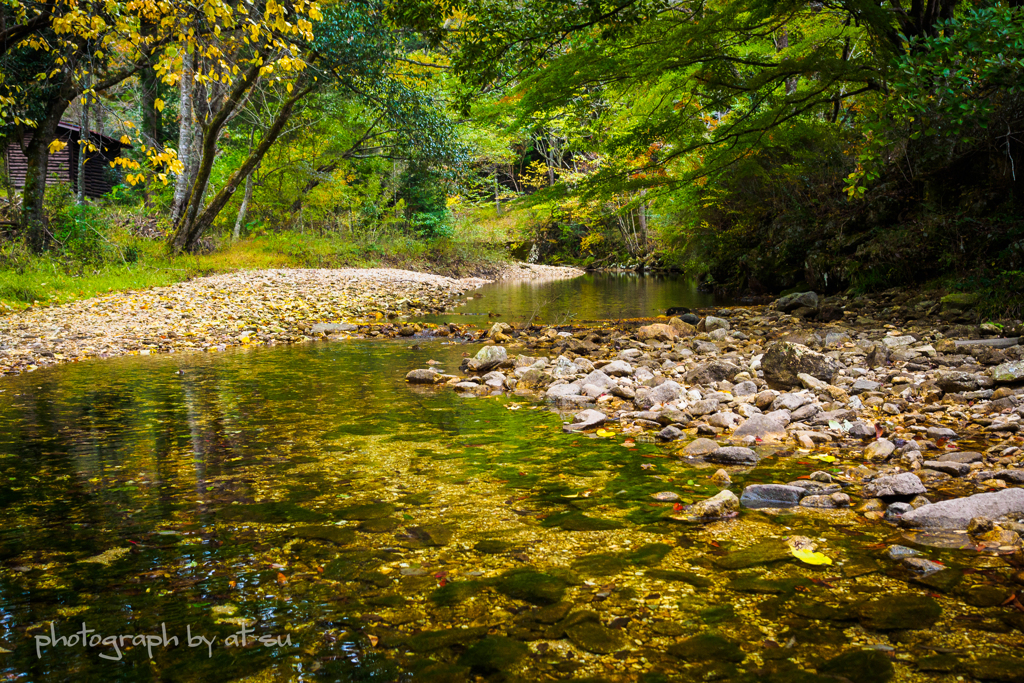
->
412, 210, 455, 239
847, 6, 1024, 197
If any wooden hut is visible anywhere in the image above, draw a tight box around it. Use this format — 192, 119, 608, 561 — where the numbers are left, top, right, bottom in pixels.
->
3, 122, 128, 199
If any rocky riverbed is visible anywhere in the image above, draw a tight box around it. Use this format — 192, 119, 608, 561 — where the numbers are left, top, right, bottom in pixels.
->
407, 291, 1024, 534
397, 289, 1024, 679
0, 265, 581, 378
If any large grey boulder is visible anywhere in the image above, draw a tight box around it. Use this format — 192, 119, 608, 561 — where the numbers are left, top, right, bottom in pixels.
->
900, 488, 1024, 529
762, 342, 842, 390
469, 345, 509, 372
581, 370, 616, 392
406, 368, 442, 384
733, 413, 788, 440
546, 383, 582, 398
684, 361, 742, 385
776, 292, 819, 312
992, 361, 1024, 384
649, 381, 682, 404
564, 409, 608, 432
602, 360, 633, 377
936, 371, 980, 394
703, 316, 730, 333
862, 472, 926, 500
740, 484, 805, 508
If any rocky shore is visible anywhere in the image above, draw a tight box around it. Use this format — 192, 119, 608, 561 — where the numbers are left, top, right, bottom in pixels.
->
406, 288, 1024, 558
0, 265, 580, 378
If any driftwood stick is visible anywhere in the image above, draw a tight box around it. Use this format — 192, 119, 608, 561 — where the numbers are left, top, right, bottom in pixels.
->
954, 338, 1022, 349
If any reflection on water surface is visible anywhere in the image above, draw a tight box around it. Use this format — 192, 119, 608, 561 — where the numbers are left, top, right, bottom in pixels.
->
0, 281, 1018, 682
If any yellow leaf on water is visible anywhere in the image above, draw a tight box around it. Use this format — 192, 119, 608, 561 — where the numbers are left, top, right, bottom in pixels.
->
596, 429, 614, 437
810, 454, 836, 463
791, 548, 833, 565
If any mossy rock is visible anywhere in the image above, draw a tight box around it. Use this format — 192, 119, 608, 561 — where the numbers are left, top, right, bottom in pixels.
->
532, 601, 573, 624
566, 621, 627, 654
474, 539, 512, 554
789, 599, 850, 621
290, 525, 356, 545
817, 649, 894, 683
557, 512, 626, 531
700, 604, 737, 624
404, 625, 489, 652
398, 492, 432, 506
218, 502, 326, 524
626, 543, 673, 567
571, 553, 628, 577
356, 517, 402, 533
728, 575, 812, 595
495, 569, 567, 605
406, 662, 471, 683
713, 539, 792, 570
915, 654, 960, 673
667, 633, 745, 663
940, 292, 980, 311
962, 584, 1011, 608
355, 571, 392, 588
457, 636, 529, 672
429, 581, 485, 606
322, 550, 387, 581
397, 524, 453, 548
337, 502, 395, 520
645, 569, 712, 588
857, 594, 941, 631
964, 655, 1024, 681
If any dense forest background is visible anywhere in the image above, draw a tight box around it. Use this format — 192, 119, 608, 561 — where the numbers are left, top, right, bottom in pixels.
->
0, 0, 1022, 311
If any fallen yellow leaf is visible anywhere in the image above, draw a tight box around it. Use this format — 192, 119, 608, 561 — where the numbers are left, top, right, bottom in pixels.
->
791, 548, 833, 565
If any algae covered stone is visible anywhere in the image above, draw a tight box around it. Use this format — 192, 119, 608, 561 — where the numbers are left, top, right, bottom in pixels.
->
857, 594, 941, 630
817, 649, 894, 683
457, 636, 529, 672
668, 633, 745, 663
495, 569, 567, 604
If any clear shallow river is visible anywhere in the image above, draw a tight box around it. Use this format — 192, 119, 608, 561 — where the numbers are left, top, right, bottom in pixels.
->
417, 273, 723, 326
0, 276, 1014, 682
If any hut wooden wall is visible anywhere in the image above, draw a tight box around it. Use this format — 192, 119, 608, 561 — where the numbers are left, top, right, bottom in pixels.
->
3, 126, 124, 199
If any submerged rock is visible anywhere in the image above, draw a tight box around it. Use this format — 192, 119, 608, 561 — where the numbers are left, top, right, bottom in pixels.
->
740, 484, 805, 508
818, 649, 894, 683
714, 539, 792, 569
857, 594, 941, 630
668, 633, 745, 663
457, 636, 529, 672
495, 570, 567, 604
706, 446, 759, 465
566, 620, 627, 654
683, 489, 740, 520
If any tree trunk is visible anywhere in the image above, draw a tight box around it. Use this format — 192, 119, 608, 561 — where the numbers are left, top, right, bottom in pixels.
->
139, 18, 161, 148
21, 72, 75, 251
171, 77, 311, 252
76, 84, 90, 204
170, 50, 195, 226
233, 164, 256, 240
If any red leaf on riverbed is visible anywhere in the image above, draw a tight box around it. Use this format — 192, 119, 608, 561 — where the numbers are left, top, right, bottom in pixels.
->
875, 423, 885, 439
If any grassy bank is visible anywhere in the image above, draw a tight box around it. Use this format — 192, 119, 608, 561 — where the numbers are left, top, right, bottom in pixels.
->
0, 230, 510, 313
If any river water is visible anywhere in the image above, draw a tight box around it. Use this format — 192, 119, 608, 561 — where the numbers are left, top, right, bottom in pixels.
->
0, 275, 1015, 682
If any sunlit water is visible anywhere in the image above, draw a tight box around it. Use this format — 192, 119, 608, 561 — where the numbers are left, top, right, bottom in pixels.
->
0, 277, 1016, 682
417, 273, 724, 326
